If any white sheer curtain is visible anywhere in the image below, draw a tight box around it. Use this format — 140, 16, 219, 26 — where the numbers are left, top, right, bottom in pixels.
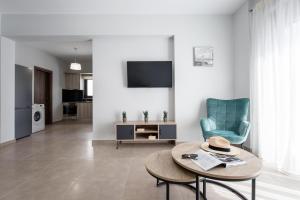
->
250, 0, 300, 175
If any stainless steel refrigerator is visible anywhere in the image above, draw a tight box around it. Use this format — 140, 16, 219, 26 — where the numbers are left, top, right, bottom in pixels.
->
15, 65, 32, 139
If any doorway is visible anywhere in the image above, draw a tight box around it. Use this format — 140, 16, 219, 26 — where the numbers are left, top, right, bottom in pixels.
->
34, 66, 53, 124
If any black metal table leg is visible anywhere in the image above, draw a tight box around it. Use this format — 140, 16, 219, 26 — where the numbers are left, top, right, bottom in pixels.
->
166, 182, 170, 200
150, 173, 256, 200
252, 179, 256, 200
203, 178, 206, 199
196, 176, 199, 200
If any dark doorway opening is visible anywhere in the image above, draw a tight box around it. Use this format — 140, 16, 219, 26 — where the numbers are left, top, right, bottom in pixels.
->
34, 66, 53, 124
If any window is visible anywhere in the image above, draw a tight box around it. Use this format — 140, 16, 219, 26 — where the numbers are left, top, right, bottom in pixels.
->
250, 0, 300, 175
84, 79, 93, 98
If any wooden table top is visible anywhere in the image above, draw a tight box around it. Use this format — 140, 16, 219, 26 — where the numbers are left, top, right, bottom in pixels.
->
145, 150, 196, 183
171, 142, 262, 181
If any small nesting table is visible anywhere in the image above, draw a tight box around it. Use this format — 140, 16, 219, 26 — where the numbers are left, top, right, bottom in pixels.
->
145, 150, 197, 200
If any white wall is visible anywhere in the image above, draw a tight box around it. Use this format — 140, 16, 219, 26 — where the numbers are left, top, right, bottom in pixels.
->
15, 43, 65, 122
174, 22, 234, 141
1, 14, 235, 141
93, 36, 174, 139
0, 37, 15, 143
233, 2, 251, 148
248, 0, 260, 12
233, 2, 250, 98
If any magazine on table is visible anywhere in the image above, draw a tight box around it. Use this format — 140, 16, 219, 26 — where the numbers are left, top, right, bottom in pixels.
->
192, 150, 246, 171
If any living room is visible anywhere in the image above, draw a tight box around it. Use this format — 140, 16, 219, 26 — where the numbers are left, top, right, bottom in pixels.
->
0, 0, 299, 200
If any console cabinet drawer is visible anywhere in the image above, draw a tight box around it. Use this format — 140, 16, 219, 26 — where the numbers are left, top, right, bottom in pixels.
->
116, 125, 134, 140
159, 125, 176, 139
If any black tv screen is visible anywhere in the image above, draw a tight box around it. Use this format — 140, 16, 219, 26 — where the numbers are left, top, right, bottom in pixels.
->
127, 61, 172, 88
62, 89, 84, 102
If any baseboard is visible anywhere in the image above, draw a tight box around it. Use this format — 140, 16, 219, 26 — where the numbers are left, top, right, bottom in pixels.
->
0, 139, 16, 147
243, 146, 252, 152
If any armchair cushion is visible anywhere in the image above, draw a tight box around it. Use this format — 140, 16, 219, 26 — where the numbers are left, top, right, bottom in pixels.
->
203, 130, 246, 144
238, 121, 251, 137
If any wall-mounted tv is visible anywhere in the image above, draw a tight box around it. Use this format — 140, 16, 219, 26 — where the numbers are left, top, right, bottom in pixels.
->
127, 61, 172, 88
62, 89, 84, 102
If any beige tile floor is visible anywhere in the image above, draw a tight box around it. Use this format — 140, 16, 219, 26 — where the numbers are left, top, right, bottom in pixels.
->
0, 120, 299, 200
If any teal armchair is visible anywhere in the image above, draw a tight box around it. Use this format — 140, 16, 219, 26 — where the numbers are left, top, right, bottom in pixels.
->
200, 98, 250, 145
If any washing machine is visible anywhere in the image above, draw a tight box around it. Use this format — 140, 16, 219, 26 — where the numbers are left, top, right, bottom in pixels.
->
32, 104, 45, 133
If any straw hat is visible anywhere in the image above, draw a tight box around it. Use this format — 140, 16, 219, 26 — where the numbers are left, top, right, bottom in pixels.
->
200, 136, 240, 156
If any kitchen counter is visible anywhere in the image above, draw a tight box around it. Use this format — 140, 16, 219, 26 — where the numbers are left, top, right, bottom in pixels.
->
63, 102, 92, 120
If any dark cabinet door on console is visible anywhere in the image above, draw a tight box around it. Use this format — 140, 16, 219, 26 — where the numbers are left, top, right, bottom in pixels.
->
117, 125, 134, 140
159, 125, 176, 139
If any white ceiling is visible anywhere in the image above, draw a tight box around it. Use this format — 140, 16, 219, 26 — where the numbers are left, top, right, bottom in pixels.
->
19, 39, 92, 63
0, 0, 246, 15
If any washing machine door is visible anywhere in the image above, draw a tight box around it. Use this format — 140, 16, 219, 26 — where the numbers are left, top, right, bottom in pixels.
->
34, 111, 41, 122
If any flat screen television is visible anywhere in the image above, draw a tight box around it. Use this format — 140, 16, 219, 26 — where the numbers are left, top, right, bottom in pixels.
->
62, 89, 84, 102
127, 61, 172, 88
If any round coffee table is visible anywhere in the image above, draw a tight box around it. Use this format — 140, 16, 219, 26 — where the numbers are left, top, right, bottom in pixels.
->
172, 142, 262, 200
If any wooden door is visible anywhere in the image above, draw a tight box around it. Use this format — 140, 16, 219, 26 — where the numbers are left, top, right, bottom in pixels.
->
34, 67, 53, 124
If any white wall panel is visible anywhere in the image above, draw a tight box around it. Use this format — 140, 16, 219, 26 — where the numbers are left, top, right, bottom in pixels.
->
233, 2, 251, 148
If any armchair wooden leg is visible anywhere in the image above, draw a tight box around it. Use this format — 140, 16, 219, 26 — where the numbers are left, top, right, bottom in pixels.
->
241, 143, 244, 149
